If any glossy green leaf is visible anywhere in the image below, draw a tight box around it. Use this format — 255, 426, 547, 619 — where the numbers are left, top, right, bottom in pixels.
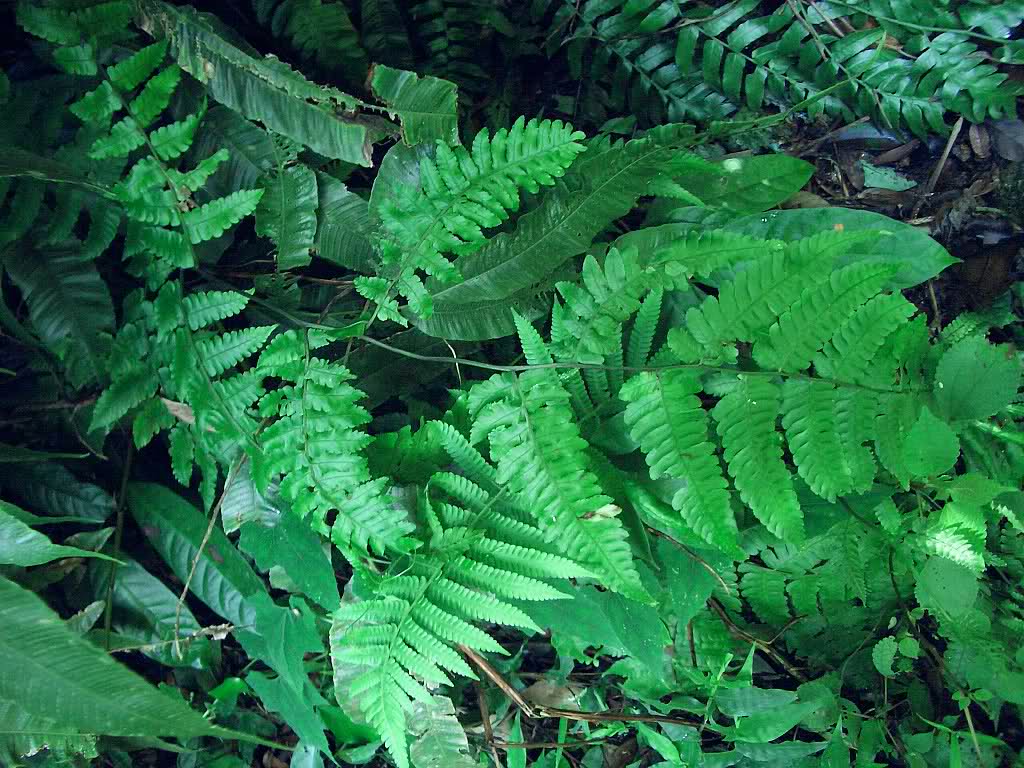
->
0, 501, 117, 566
87, 557, 211, 668
0, 576, 221, 738
720, 208, 958, 289
127, 482, 266, 626
135, 0, 376, 165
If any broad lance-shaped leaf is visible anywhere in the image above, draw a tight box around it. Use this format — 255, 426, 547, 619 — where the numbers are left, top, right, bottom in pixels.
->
255, 165, 317, 270
134, 0, 377, 165
0, 501, 118, 566
413, 125, 696, 340
369, 64, 458, 146
87, 557, 212, 668
127, 483, 266, 626
315, 172, 374, 273
3, 246, 114, 388
0, 575, 223, 739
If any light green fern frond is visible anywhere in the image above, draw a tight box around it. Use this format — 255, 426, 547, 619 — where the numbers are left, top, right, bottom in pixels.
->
713, 376, 804, 543
781, 381, 877, 501
254, 329, 414, 556
620, 369, 740, 555
331, 471, 589, 768
358, 117, 586, 322
466, 314, 649, 601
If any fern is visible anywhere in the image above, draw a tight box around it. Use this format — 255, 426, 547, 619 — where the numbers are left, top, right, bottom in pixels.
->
252, 0, 368, 85
331, 464, 589, 768
467, 313, 649, 601
357, 117, 586, 324
621, 369, 740, 555
253, 329, 414, 556
537, 0, 1020, 137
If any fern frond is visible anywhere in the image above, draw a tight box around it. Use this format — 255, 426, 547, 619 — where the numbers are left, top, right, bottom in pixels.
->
255, 165, 317, 270
625, 288, 663, 371
467, 316, 648, 601
552, 247, 671, 365
540, 0, 1020, 137
781, 381, 877, 501
183, 291, 250, 331
195, 326, 275, 377
415, 125, 696, 340
713, 376, 804, 543
753, 261, 898, 372
107, 39, 169, 91
331, 472, 589, 768
182, 189, 264, 244
129, 65, 181, 128
255, 330, 414, 555
149, 113, 201, 160
253, 0, 368, 84
621, 370, 740, 555
367, 117, 586, 320
814, 293, 917, 385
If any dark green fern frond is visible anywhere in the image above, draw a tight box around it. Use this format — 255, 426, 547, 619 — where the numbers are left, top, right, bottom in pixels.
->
539, 0, 1020, 137
252, 0, 368, 85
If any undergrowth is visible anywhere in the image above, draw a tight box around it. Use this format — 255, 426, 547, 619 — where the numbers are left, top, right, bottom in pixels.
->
1, 2, 1023, 768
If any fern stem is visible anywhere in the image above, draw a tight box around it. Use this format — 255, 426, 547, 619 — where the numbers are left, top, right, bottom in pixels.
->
354, 334, 922, 395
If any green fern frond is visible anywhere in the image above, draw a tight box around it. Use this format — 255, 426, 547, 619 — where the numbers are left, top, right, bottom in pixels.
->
331, 470, 589, 768
539, 0, 1019, 136
183, 291, 250, 331
552, 247, 672, 365
254, 165, 317, 270
753, 261, 898, 372
814, 293, 917, 385
252, 0, 368, 84
781, 381, 877, 501
195, 326, 275, 377
467, 314, 649, 601
182, 189, 264, 244
714, 376, 804, 543
255, 330, 414, 556
107, 39, 169, 91
364, 117, 586, 321
621, 370, 740, 555
129, 64, 181, 127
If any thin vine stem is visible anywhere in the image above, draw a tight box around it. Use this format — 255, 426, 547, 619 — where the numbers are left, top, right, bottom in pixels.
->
354, 334, 923, 396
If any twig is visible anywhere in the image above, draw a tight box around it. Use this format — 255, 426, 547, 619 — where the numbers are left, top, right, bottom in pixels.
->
460, 644, 537, 717
459, 645, 721, 734
913, 115, 963, 218
706, 598, 809, 683
475, 682, 504, 768
643, 525, 731, 595
173, 456, 245, 659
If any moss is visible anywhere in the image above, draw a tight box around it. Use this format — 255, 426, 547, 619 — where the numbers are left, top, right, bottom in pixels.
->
998, 162, 1024, 228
